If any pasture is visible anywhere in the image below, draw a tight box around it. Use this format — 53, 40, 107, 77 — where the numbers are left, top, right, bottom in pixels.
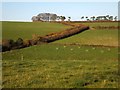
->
53, 30, 118, 46
2, 21, 119, 88
2, 21, 72, 40
73, 22, 119, 27
53, 22, 118, 46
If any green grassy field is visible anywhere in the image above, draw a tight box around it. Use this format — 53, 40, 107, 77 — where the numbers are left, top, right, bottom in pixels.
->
53, 22, 118, 46
2, 44, 118, 88
2, 44, 118, 60
73, 22, 119, 27
2, 21, 119, 88
2, 60, 118, 88
2, 21, 71, 40
53, 30, 118, 46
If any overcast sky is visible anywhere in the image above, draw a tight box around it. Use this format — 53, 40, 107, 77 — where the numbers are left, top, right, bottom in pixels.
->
1, 2, 118, 21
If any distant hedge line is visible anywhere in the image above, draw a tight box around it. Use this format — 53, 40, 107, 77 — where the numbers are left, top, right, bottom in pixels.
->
93, 26, 120, 30
2, 24, 89, 52
71, 21, 120, 23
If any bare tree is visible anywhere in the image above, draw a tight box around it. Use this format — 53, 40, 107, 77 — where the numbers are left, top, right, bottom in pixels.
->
60, 16, 66, 21
109, 16, 113, 21
114, 16, 117, 21
68, 17, 71, 21
86, 16, 88, 21
32, 13, 58, 22
49, 14, 58, 21
81, 16, 84, 21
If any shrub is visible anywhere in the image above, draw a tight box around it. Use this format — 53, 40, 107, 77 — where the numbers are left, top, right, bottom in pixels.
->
16, 38, 23, 46
23, 39, 30, 47
9, 39, 16, 47
32, 34, 40, 41
32, 34, 45, 45
29, 40, 37, 45
2, 40, 14, 51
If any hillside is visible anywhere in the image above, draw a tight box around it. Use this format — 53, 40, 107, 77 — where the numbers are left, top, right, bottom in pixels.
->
2, 21, 118, 88
2, 21, 72, 40
53, 22, 118, 46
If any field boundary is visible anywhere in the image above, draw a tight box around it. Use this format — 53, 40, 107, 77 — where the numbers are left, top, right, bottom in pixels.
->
2, 23, 89, 52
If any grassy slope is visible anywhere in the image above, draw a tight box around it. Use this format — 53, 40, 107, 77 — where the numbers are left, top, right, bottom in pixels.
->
2, 21, 71, 40
53, 30, 118, 46
53, 22, 118, 46
2, 44, 118, 60
2, 21, 119, 88
2, 44, 118, 88
3, 59, 118, 88
74, 22, 119, 27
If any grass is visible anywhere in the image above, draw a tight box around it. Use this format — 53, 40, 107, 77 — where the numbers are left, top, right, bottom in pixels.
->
3, 59, 118, 88
2, 21, 119, 88
2, 44, 118, 60
2, 44, 118, 88
2, 21, 72, 40
53, 30, 118, 46
73, 22, 119, 27
53, 22, 118, 46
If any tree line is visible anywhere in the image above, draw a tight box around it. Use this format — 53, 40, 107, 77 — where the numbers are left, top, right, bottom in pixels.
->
32, 13, 118, 22
81, 15, 117, 21
32, 13, 69, 22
